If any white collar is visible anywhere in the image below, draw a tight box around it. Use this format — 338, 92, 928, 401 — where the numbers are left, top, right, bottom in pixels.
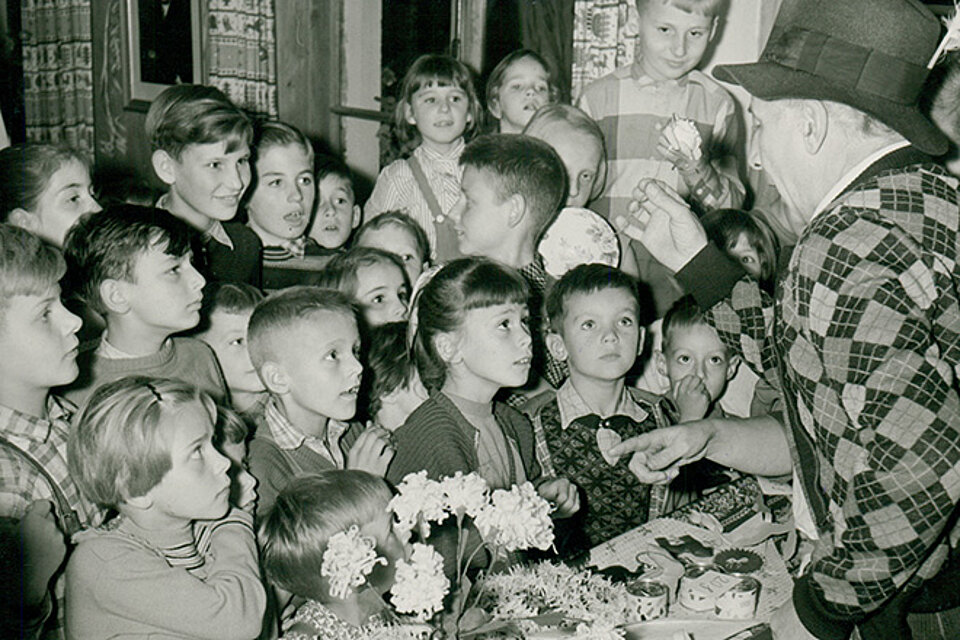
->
811, 140, 911, 221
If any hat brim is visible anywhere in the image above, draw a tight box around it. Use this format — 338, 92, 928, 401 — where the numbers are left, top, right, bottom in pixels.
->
714, 61, 948, 156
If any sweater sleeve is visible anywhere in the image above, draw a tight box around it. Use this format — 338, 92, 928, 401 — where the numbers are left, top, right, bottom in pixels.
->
66, 510, 265, 639
387, 403, 475, 485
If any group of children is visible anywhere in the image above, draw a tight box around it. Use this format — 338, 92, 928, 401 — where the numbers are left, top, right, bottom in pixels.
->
1, 0, 790, 638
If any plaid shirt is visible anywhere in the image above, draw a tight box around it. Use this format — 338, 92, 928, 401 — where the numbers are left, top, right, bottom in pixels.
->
263, 395, 350, 468
687, 149, 960, 637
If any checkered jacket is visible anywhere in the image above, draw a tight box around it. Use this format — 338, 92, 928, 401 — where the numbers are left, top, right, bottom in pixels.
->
680, 148, 960, 639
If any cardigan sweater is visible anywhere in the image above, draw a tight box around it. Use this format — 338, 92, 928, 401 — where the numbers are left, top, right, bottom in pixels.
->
197, 222, 263, 289
387, 391, 541, 487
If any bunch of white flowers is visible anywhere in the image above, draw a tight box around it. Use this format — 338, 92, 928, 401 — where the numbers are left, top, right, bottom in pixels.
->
473, 482, 554, 552
321, 526, 386, 599
389, 471, 447, 536
390, 543, 450, 620
439, 471, 488, 518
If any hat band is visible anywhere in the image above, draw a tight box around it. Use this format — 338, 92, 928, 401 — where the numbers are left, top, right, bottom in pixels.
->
764, 28, 927, 105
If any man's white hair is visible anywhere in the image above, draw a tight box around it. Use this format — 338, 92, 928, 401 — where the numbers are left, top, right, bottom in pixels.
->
781, 98, 900, 143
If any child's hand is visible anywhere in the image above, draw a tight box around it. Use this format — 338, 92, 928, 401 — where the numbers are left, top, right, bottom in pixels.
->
18, 500, 67, 606
673, 375, 711, 422
232, 467, 258, 514
347, 426, 395, 477
537, 478, 580, 519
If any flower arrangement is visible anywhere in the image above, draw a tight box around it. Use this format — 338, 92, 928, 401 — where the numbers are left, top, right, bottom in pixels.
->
322, 525, 387, 599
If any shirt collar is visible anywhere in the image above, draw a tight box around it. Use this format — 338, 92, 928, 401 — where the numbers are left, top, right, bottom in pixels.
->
630, 58, 692, 89
0, 395, 75, 445
812, 140, 912, 220
205, 220, 235, 249
415, 138, 465, 165
556, 380, 649, 431
264, 395, 349, 452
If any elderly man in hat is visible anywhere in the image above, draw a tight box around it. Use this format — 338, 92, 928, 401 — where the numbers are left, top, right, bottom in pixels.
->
608, 0, 960, 638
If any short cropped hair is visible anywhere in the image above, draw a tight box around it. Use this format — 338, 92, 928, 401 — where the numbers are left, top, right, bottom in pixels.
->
0, 224, 66, 327
459, 134, 566, 239
68, 376, 217, 509
636, 0, 726, 18
145, 84, 253, 160
63, 204, 196, 316
246, 286, 357, 369
214, 405, 249, 449
316, 154, 356, 196
317, 247, 410, 300
363, 321, 415, 419
0, 144, 88, 220
202, 282, 264, 317
544, 264, 642, 334
661, 296, 715, 351
259, 471, 393, 601
356, 211, 430, 267
523, 103, 608, 202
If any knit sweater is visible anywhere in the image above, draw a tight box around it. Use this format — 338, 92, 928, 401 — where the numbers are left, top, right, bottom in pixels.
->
387, 391, 541, 486
65, 509, 265, 639
63, 337, 227, 407
197, 222, 263, 289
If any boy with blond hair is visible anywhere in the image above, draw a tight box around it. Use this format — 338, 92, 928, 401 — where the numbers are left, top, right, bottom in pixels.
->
245, 287, 395, 514
578, 0, 744, 316
65, 376, 265, 638
62, 205, 227, 406
146, 84, 262, 288
0, 224, 98, 639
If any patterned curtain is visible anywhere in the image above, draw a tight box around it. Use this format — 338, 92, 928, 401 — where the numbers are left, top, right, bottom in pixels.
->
571, 0, 637, 103
207, 0, 278, 118
21, 0, 95, 153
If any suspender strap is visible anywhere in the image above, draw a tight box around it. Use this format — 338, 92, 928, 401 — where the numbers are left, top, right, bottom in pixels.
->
0, 435, 82, 537
407, 155, 445, 222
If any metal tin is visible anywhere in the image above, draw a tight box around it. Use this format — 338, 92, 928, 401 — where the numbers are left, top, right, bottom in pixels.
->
715, 576, 761, 620
626, 579, 669, 621
678, 564, 727, 612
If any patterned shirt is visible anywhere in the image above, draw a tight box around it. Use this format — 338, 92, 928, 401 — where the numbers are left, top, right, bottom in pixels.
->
577, 60, 744, 220
263, 395, 350, 468
364, 139, 465, 262
282, 600, 386, 640
683, 148, 960, 638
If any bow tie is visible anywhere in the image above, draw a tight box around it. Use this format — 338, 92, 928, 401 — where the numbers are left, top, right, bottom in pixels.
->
573, 414, 641, 467
280, 237, 307, 259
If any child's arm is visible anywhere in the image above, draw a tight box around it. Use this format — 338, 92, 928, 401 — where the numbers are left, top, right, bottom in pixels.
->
534, 477, 580, 519
67, 509, 266, 639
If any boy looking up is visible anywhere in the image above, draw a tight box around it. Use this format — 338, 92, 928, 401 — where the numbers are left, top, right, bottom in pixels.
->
452, 133, 567, 389
245, 287, 394, 514
578, 0, 743, 316
0, 225, 97, 639
62, 205, 227, 406
146, 84, 262, 289
524, 264, 672, 555
309, 155, 361, 254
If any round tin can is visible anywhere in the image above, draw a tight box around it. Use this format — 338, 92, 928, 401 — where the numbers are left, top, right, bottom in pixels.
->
715, 576, 761, 620
677, 564, 719, 612
626, 579, 669, 621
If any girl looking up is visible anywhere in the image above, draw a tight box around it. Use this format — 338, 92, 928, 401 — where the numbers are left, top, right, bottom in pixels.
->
365, 54, 482, 263
485, 49, 557, 134
701, 208, 782, 294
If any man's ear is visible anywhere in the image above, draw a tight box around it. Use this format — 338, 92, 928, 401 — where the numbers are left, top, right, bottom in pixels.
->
545, 332, 568, 362
8, 208, 41, 234
506, 193, 527, 229
100, 279, 130, 315
800, 100, 829, 155
260, 361, 289, 395
726, 353, 741, 381
351, 204, 362, 229
434, 331, 461, 365
151, 149, 177, 186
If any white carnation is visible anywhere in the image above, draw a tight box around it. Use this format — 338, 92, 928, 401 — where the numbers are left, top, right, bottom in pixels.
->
321, 526, 386, 600
388, 471, 448, 536
474, 482, 554, 552
439, 471, 488, 518
390, 543, 450, 620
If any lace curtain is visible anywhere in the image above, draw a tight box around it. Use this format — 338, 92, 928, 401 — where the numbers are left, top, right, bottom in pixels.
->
570, 0, 638, 103
207, 0, 278, 118
21, 0, 95, 152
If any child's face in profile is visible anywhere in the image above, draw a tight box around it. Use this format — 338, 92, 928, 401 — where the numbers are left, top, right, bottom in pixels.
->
311, 174, 360, 249
405, 81, 472, 151
199, 310, 264, 395
274, 311, 363, 421
166, 140, 252, 222
453, 166, 512, 258
729, 232, 761, 278
143, 401, 232, 525
0, 284, 82, 395
637, 2, 716, 82
30, 159, 101, 247
355, 261, 410, 326
115, 245, 205, 334
247, 143, 315, 244
494, 57, 551, 134
551, 288, 641, 383
658, 323, 737, 403
535, 123, 601, 208
356, 223, 426, 285
447, 302, 532, 395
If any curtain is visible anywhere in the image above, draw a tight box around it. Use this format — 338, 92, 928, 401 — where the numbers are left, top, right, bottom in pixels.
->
207, 0, 278, 118
518, 0, 575, 104
570, 0, 637, 103
21, 0, 95, 153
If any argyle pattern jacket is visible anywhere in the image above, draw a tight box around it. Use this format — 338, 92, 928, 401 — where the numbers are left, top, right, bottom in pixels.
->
681, 148, 960, 638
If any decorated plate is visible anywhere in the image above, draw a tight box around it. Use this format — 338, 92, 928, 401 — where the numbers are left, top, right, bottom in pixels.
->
539, 206, 621, 278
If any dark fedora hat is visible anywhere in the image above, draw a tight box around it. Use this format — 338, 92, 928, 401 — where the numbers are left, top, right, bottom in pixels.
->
714, 0, 948, 155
